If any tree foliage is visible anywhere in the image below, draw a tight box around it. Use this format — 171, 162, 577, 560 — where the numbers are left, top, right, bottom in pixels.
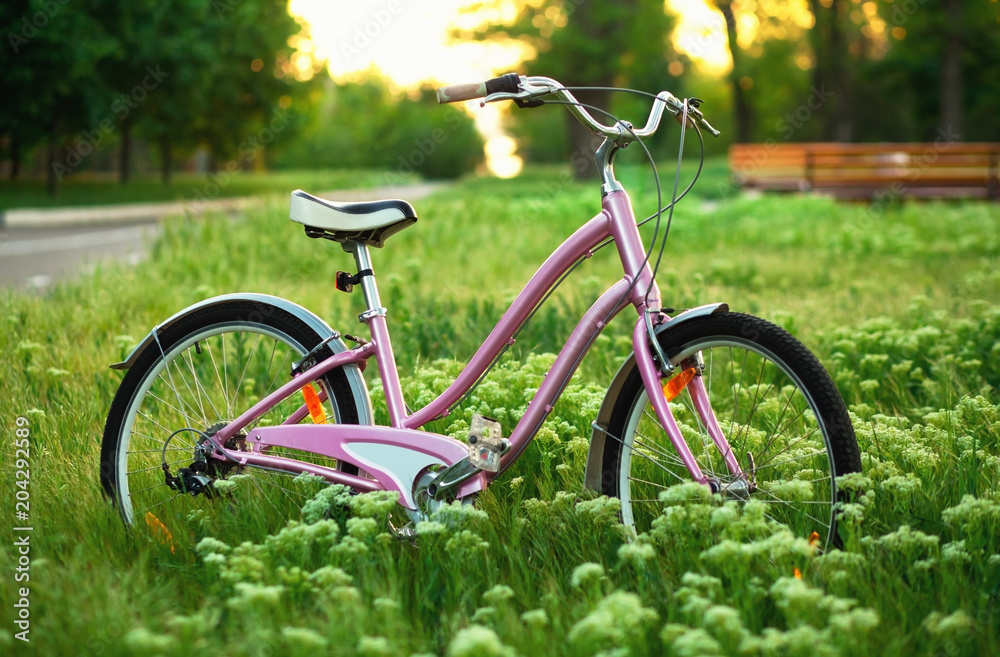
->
461, 0, 682, 177
0, 0, 318, 194
273, 74, 483, 181
720, 0, 1000, 144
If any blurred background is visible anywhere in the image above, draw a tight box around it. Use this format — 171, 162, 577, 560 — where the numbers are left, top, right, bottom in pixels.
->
1, 0, 998, 199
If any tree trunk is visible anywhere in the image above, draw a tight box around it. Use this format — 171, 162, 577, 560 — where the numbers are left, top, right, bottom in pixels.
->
941, 0, 963, 138
159, 134, 172, 185
809, 0, 853, 141
830, 0, 853, 142
717, 0, 752, 143
9, 133, 20, 180
560, 0, 619, 180
119, 117, 131, 184
567, 88, 610, 181
47, 130, 61, 198
807, 0, 829, 138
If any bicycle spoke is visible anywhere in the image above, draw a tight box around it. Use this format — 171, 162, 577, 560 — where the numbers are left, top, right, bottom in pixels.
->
751, 442, 823, 474
135, 492, 185, 516
231, 332, 262, 413
183, 347, 222, 421
203, 338, 232, 419
129, 427, 195, 447
222, 333, 230, 416
136, 411, 193, 444
166, 355, 209, 426
627, 475, 671, 490
127, 447, 189, 455
128, 460, 189, 476
753, 488, 831, 528
146, 390, 195, 423
153, 368, 203, 429
758, 403, 809, 465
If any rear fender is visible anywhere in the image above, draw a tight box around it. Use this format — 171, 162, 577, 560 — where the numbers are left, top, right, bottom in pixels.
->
110, 293, 373, 425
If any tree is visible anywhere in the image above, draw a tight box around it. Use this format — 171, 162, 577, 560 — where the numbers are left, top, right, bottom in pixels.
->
0, 0, 115, 196
461, 0, 678, 178
864, 0, 999, 142
189, 0, 316, 176
273, 73, 483, 180
712, 0, 752, 143
940, 0, 963, 137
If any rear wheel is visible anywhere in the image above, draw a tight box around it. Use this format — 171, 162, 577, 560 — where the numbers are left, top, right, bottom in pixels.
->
598, 312, 861, 551
100, 301, 364, 539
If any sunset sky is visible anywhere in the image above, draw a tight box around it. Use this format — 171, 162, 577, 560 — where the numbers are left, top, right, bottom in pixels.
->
285, 0, 736, 175
287, 0, 733, 85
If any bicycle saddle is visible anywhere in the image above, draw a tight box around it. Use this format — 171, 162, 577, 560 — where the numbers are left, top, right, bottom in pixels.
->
290, 189, 417, 247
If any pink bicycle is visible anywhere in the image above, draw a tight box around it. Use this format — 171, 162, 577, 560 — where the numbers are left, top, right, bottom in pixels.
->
100, 74, 862, 549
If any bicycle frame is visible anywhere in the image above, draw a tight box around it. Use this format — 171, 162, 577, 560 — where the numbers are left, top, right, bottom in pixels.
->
199, 185, 746, 511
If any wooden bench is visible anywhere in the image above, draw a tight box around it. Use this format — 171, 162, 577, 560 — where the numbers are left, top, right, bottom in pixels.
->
729, 142, 1000, 200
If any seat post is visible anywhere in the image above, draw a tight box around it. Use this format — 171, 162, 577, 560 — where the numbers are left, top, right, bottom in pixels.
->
345, 239, 409, 426
346, 240, 385, 319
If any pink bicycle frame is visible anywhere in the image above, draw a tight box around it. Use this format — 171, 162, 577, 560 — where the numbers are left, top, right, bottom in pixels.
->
206, 188, 742, 505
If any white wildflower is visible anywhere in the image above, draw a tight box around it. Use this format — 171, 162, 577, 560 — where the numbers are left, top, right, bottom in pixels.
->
571, 562, 605, 589
446, 625, 514, 657
482, 584, 515, 606
282, 626, 328, 651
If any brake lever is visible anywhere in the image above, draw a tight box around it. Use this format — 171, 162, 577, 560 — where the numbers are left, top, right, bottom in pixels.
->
665, 97, 721, 138
481, 80, 558, 108
480, 91, 524, 106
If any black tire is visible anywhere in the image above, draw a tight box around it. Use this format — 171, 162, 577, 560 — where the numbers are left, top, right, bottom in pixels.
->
598, 312, 861, 551
100, 300, 362, 537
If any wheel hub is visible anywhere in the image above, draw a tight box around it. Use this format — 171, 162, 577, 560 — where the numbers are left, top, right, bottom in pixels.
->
159, 423, 248, 497
198, 421, 249, 478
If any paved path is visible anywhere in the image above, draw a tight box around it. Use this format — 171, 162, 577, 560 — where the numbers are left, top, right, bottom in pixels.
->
0, 182, 446, 292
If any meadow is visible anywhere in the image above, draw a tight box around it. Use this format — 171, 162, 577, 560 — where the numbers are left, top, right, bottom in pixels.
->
1, 161, 999, 656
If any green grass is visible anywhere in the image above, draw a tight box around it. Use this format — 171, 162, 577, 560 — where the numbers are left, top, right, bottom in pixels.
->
0, 168, 396, 211
1, 165, 999, 656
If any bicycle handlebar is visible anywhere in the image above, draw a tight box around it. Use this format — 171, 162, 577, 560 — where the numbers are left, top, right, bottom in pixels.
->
435, 73, 721, 139
435, 73, 520, 104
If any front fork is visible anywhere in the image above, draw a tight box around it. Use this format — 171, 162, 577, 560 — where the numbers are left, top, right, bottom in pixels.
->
631, 315, 753, 492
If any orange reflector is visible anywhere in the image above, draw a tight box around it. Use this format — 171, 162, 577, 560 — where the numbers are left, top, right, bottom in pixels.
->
793, 567, 802, 580
301, 384, 327, 424
145, 511, 175, 554
663, 368, 697, 401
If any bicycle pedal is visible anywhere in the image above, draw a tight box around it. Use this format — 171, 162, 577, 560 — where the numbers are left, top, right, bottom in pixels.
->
468, 414, 506, 473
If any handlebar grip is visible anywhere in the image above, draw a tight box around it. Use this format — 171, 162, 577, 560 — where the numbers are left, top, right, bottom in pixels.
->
436, 82, 488, 104
436, 73, 520, 104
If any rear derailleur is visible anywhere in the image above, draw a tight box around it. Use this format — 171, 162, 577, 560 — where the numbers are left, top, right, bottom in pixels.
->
161, 422, 249, 498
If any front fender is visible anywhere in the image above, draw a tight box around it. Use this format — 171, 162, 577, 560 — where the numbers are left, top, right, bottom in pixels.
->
584, 302, 728, 490
110, 293, 373, 425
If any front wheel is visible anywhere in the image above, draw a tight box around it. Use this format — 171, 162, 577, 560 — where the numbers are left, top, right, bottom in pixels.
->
596, 312, 861, 551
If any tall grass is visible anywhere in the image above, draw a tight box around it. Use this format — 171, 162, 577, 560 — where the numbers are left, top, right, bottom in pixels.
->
0, 166, 998, 656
